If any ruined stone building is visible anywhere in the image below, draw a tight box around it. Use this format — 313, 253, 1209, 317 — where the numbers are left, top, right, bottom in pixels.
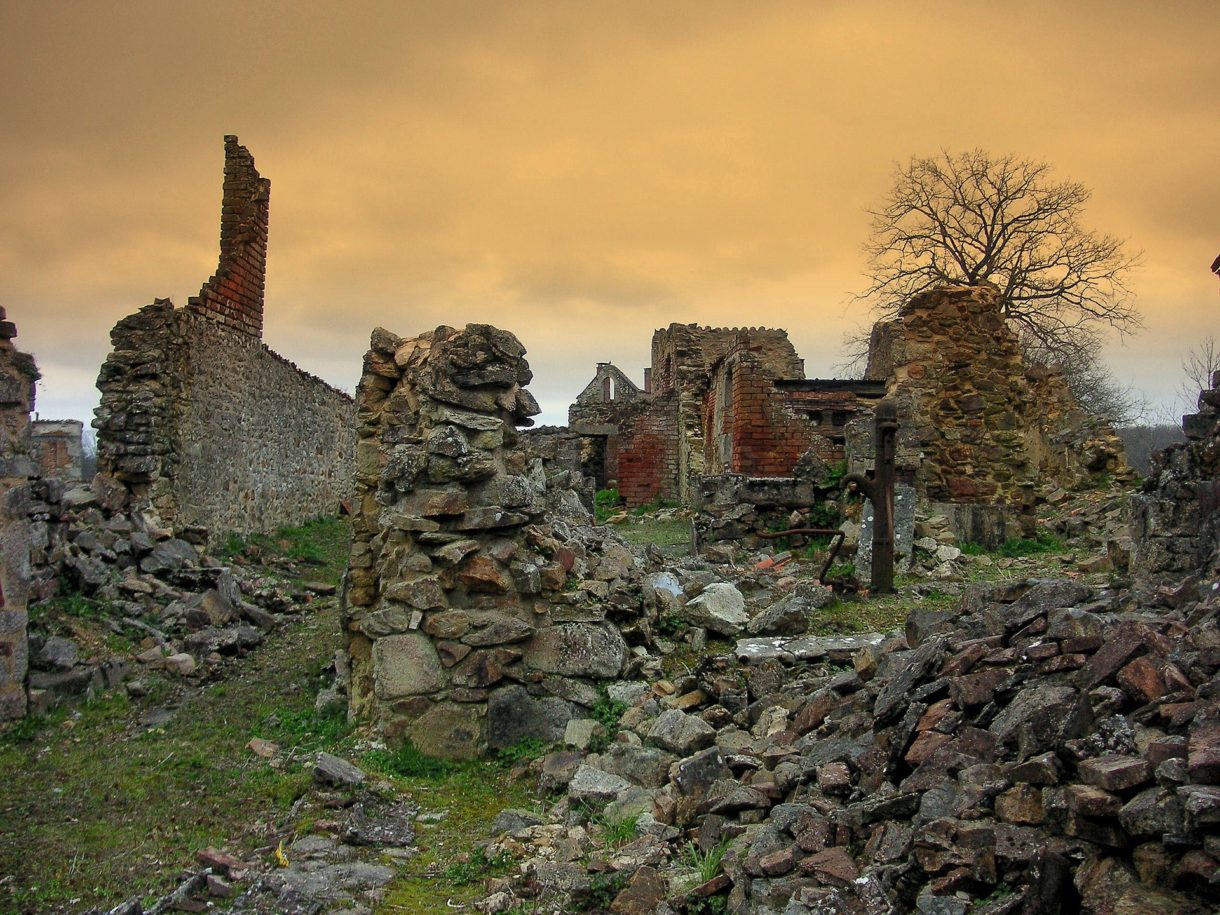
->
0, 309, 39, 718
93, 137, 355, 539
558, 286, 1128, 547
566, 324, 883, 507
31, 419, 83, 481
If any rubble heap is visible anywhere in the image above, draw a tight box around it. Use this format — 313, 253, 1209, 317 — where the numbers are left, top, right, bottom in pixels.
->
345, 324, 662, 759
1131, 369, 1220, 583
25, 475, 325, 712
469, 572, 1220, 915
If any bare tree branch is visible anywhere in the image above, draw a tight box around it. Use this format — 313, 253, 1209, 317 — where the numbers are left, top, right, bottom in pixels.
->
859, 150, 1142, 368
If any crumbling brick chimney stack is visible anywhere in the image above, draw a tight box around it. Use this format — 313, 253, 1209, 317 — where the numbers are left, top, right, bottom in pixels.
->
186, 135, 269, 338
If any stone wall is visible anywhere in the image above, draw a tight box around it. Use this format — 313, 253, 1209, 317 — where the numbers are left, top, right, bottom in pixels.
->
865, 284, 1129, 514
186, 135, 269, 338
95, 301, 354, 538
31, 419, 83, 481
1130, 370, 1220, 581
0, 308, 38, 719
652, 324, 804, 505
92, 136, 354, 540
345, 324, 645, 758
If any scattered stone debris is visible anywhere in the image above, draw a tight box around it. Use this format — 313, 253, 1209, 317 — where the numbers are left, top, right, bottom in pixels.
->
24, 474, 325, 712
448, 569, 1220, 915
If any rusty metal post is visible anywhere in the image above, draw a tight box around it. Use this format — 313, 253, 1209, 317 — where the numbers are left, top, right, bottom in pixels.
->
842, 397, 898, 593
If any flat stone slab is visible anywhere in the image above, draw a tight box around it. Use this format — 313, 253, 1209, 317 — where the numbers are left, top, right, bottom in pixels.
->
735, 633, 885, 665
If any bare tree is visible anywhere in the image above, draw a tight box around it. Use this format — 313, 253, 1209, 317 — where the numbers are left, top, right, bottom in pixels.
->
1022, 333, 1146, 426
861, 149, 1142, 363
1178, 334, 1219, 413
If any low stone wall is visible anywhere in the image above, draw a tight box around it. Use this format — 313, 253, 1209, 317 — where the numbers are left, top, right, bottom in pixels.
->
94, 301, 354, 539
345, 324, 646, 758
0, 308, 38, 719
1131, 370, 1220, 582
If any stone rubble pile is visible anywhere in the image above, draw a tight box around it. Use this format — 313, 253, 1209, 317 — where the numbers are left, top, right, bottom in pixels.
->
466, 574, 1220, 915
25, 475, 319, 710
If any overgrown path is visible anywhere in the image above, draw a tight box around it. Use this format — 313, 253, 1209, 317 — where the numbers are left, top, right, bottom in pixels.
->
0, 601, 342, 912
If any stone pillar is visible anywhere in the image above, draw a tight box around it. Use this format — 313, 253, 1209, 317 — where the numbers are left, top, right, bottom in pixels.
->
186, 135, 270, 338
0, 308, 38, 718
345, 324, 630, 758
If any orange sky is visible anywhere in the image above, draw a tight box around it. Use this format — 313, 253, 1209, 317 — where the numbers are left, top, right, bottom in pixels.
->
2, 0, 1216, 428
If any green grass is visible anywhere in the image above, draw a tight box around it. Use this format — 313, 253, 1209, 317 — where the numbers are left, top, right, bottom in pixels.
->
959, 532, 1065, 559
594, 488, 621, 523
225, 515, 351, 585
995, 532, 1065, 557
494, 736, 549, 768
616, 517, 691, 549
592, 811, 639, 846
681, 838, 731, 882
377, 763, 534, 912
0, 597, 348, 913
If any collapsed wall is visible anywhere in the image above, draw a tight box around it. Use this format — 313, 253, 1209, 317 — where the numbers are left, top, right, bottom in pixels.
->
866, 284, 1129, 526
345, 324, 647, 758
0, 309, 38, 719
93, 137, 354, 539
1131, 370, 1220, 581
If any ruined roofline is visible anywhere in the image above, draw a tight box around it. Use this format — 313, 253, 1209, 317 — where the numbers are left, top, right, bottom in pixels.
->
652, 322, 793, 337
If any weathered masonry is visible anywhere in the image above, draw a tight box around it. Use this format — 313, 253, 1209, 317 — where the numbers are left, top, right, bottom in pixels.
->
93, 137, 355, 539
1131, 368, 1220, 581
31, 419, 83, 482
566, 324, 879, 507
346, 324, 643, 758
559, 285, 1129, 547
0, 309, 38, 719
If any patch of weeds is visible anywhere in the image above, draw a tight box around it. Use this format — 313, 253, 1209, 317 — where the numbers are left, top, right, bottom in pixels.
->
996, 532, 1065, 557
577, 872, 628, 911
216, 531, 247, 560
495, 737, 548, 768
807, 500, 841, 528
32, 591, 110, 623
594, 488, 621, 522
592, 810, 639, 846
681, 838, 731, 883
959, 540, 986, 556
0, 705, 70, 745
691, 897, 729, 915
364, 739, 459, 780
656, 611, 686, 637
826, 561, 856, 581
442, 846, 514, 885
260, 703, 352, 753
824, 459, 848, 488
246, 516, 350, 584
587, 688, 628, 753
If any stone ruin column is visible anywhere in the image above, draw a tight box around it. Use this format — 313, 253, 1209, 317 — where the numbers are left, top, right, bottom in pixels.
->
0, 309, 39, 719
345, 324, 630, 758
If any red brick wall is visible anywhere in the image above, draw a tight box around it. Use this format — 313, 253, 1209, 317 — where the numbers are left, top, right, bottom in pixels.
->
186, 136, 269, 338
617, 396, 680, 506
